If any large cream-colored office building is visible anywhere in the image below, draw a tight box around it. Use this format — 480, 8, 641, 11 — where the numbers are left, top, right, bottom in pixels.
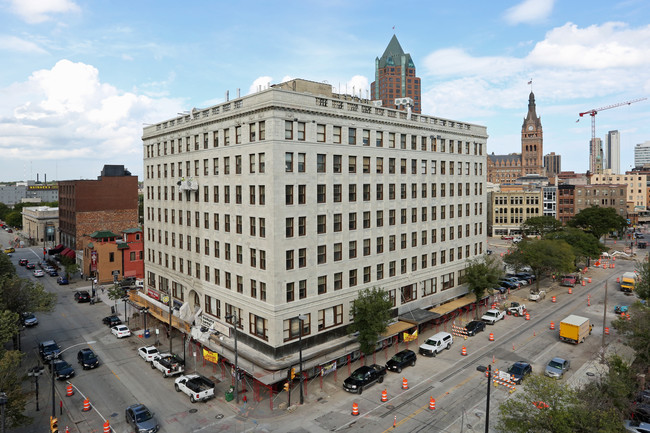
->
142, 79, 488, 370
591, 172, 647, 210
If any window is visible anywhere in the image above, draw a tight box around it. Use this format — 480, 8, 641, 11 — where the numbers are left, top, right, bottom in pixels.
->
333, 126, 341, 143
349, 240, 357, 259
349, 184, 356, 202
348, 127, 356, 145
298, 153, 306, 172
317, 245, 326, 264
334, 213, 342, 232
334, 184, 342, 202
363, 129, 370, 146
298, 185, 306, 204
317, 154, 326, 172
299, 216, 306, 236
286, 250, 294, 270
285, 121, 293, 139
363, 157, 370, 173
349, 212, 357, 230
285, 153, 293, 172
317, 184, 326, 203
285, 185, 293, 205
334, 243, 342, 261
317, 124, 326, 142
318, 276, 327, 294
376, 157, 383, 174
333, 155, 342, 173
297, 122, 305, 141
317, 215, 326, 234
286, 283, 295, 302
286, 218, 294, 237
348, 156, 357, 173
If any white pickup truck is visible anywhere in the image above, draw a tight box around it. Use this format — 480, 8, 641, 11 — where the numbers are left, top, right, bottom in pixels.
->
151, 353, 185, 378
481, 309, 506, 325
174, 374, 216, 403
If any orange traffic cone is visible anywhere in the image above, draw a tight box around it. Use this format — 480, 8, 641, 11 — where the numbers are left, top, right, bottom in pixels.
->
83, 398, 91, 412
568, 287, 572, 294
381, 389, 387, 402
605, 327, 610, 335
393, 415, 397, 427
461, 346, 467, 356
551, 296, 556, 303
103, 420, 110, 433
550, 321, 555, 330
429, 397, 436, 410
352, 402, 359, 416
525, 313, 530, 320
402, 377, 409, 389
66, 384, 73, 397
488, 332, 494, 341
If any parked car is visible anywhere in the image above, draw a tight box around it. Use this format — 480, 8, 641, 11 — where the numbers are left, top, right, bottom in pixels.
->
33, 270, 44, 277
500, 279, 521, 289
3, 248, 15, 253
57, 276, 69, 285
39, 340, 61, 361
77, 348, 100, 369
25, 263, 35, 269
47, 269, 59, 277
615, 305, 629, 314
545, 357, 571, 379
631, 402, 650, 423
18, 259, 28, 266
529, 290, 546, 302
151, 353, 185, 377
492, 286, 508, 294
385, 349, 417, 373
481, 309, 505, 325
174, 374, 216, 403
49, 358, 75, 380
501, 235, 513, 240
507, 361, 532, 384
74, 291, 91, 303
419, 332, 453, 357
624, 419, 650, 432
102, 315, 122, 327
111, 325, 131, 338
138, 346, 160, 362
465, 320, 486, 336
342, 364, 386, 394
21, 312, 38, 326
125, 404, 159, 433
561, 275, 578, 287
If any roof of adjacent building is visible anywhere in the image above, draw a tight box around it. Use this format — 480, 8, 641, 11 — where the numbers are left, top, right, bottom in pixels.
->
89, 230, 119, 239
377, 35, 415, 69
488, 154, 522, 164
122, 227, 142, 233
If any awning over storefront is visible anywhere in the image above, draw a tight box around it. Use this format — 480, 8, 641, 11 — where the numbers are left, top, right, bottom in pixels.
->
428, 293, 481, 316
398, 308, 441, 325
48, 244, 64, 255
381, 320, 415, 337
63, 249, 75, 258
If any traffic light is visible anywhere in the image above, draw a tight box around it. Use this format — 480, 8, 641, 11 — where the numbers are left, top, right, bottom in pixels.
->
283, 382, 290, 392
290, 368, 296, 380
50, 416, 58, 433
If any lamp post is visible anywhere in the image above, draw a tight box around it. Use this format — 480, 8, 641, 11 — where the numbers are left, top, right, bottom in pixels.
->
225, 314, 239, 404
122, 297, 129, 325
51, 341, 95, 417
476, 364, 492, 433
0, 391, 7, 433
297, 314, 308, 405
142, 307, 150, 338
27, 365, 44, 411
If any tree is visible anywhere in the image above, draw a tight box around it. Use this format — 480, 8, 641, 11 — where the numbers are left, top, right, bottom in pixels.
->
464, 255, 503, 315
0, 203, 10, 221
521, 216, 562, 238
4, 212, 21, 229
568, 206, 627, 241
498, 374, 622, 433
348, 287, 393, 357
0, 253, 16, 279
0, 350, 29, 428
546, 227, 604, 266
503, 239, 575, 291
0, 276, 56, 316
635, 259, 650, 301
611, 302, 650, 365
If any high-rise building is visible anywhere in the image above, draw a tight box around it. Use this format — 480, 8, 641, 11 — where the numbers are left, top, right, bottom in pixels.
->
634, 141, 650, 167
589, 137, 603, 174
605, 130, 620, 174
543, 152, 561, 179
141, 79, 487, 375
371, 35, 421, 113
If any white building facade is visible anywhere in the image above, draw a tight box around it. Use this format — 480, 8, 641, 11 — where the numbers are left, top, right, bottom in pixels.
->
635, 141, 650, 168
142, 81, 488, 369
605, 130, 620, 174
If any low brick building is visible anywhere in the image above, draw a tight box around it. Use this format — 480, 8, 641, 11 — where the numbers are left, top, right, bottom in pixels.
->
82, 228, 144, 284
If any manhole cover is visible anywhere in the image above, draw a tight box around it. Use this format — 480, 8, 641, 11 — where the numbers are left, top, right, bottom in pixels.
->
110, 413, 118, 418
216, 414, 224, 419
586, 372, 595, 376
189, 409, 198, 413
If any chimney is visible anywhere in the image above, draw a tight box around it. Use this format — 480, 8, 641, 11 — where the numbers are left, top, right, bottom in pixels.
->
225, 90, 229, 102
237, 88, 240, 98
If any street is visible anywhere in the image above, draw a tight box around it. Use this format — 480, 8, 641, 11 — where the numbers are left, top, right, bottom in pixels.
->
4, 229, 645, 432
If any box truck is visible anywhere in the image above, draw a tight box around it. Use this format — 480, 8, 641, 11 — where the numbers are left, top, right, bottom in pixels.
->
559, 315, 592, 344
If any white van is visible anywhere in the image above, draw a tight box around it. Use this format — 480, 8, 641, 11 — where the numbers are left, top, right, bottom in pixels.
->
418, 332, 453, 357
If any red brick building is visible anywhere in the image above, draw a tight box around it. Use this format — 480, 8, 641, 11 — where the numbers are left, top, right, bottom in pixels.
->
371, 35, 421, 113
82, 228, 144, 284
58, 165, 138, 252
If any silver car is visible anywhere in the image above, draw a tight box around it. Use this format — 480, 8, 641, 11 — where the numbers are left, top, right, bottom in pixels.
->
545, 357, 570, 379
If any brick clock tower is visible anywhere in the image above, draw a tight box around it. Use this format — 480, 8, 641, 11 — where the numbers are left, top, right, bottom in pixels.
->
521, 92, 544, 175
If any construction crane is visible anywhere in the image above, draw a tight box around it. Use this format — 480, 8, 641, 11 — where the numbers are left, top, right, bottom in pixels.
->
577, 97, 647, 174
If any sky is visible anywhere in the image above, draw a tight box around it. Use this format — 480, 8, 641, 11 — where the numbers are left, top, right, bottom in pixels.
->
0, 0, 649, 182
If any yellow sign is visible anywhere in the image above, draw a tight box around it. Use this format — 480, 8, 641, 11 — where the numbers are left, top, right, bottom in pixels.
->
162, 295, 169, 304
403, 330, 418, 342
203, 348, 218, 364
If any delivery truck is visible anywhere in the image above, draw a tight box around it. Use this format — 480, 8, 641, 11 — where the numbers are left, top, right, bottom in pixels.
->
559, 315, 592, 344
620, 272, 637, 293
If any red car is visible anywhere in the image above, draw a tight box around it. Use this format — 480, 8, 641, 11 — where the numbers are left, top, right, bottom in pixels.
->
501, 235, 513, 240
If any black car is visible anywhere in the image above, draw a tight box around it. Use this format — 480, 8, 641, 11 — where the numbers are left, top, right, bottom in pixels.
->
39, 340, 61, 361
507, 361, 532, 384
465, 320, 487, 336
385, 349, 417, 373
77, 348, 100, 369
18, 259, 28, 266
74, 291, 91, 303
50, 359, 75, 380
126, 404, 160, 433
492, 286, 508, 294
102, 315, 122, 327
25, 263, 35, 270
48, 269, 59, 277
342, 364, 386, 394
499, 280, 519, 290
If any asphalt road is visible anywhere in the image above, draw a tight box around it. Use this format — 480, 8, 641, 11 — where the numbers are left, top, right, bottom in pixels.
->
3, 229, 644, 433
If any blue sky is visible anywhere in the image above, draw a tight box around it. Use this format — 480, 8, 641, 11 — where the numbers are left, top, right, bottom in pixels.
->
0, 0, 649, 182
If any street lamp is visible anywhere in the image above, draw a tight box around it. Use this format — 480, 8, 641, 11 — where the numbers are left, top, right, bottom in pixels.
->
141, 307, 150, 338
27, 365, 44, 411
51, 341, 95, 417
297, 314, 308, 405
0, 391, 7, 433
225, 314, 239, 404
476, 364, 492, 433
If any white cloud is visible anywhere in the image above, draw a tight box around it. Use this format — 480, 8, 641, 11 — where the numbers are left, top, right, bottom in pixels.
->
0, 35, 48, 54
0, 59, 183, 163
504, 0, 555, 25
423, 48, 524, 79
248, 76, 273, 95
344, 75, 370, 98
9, 0, 80, 24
